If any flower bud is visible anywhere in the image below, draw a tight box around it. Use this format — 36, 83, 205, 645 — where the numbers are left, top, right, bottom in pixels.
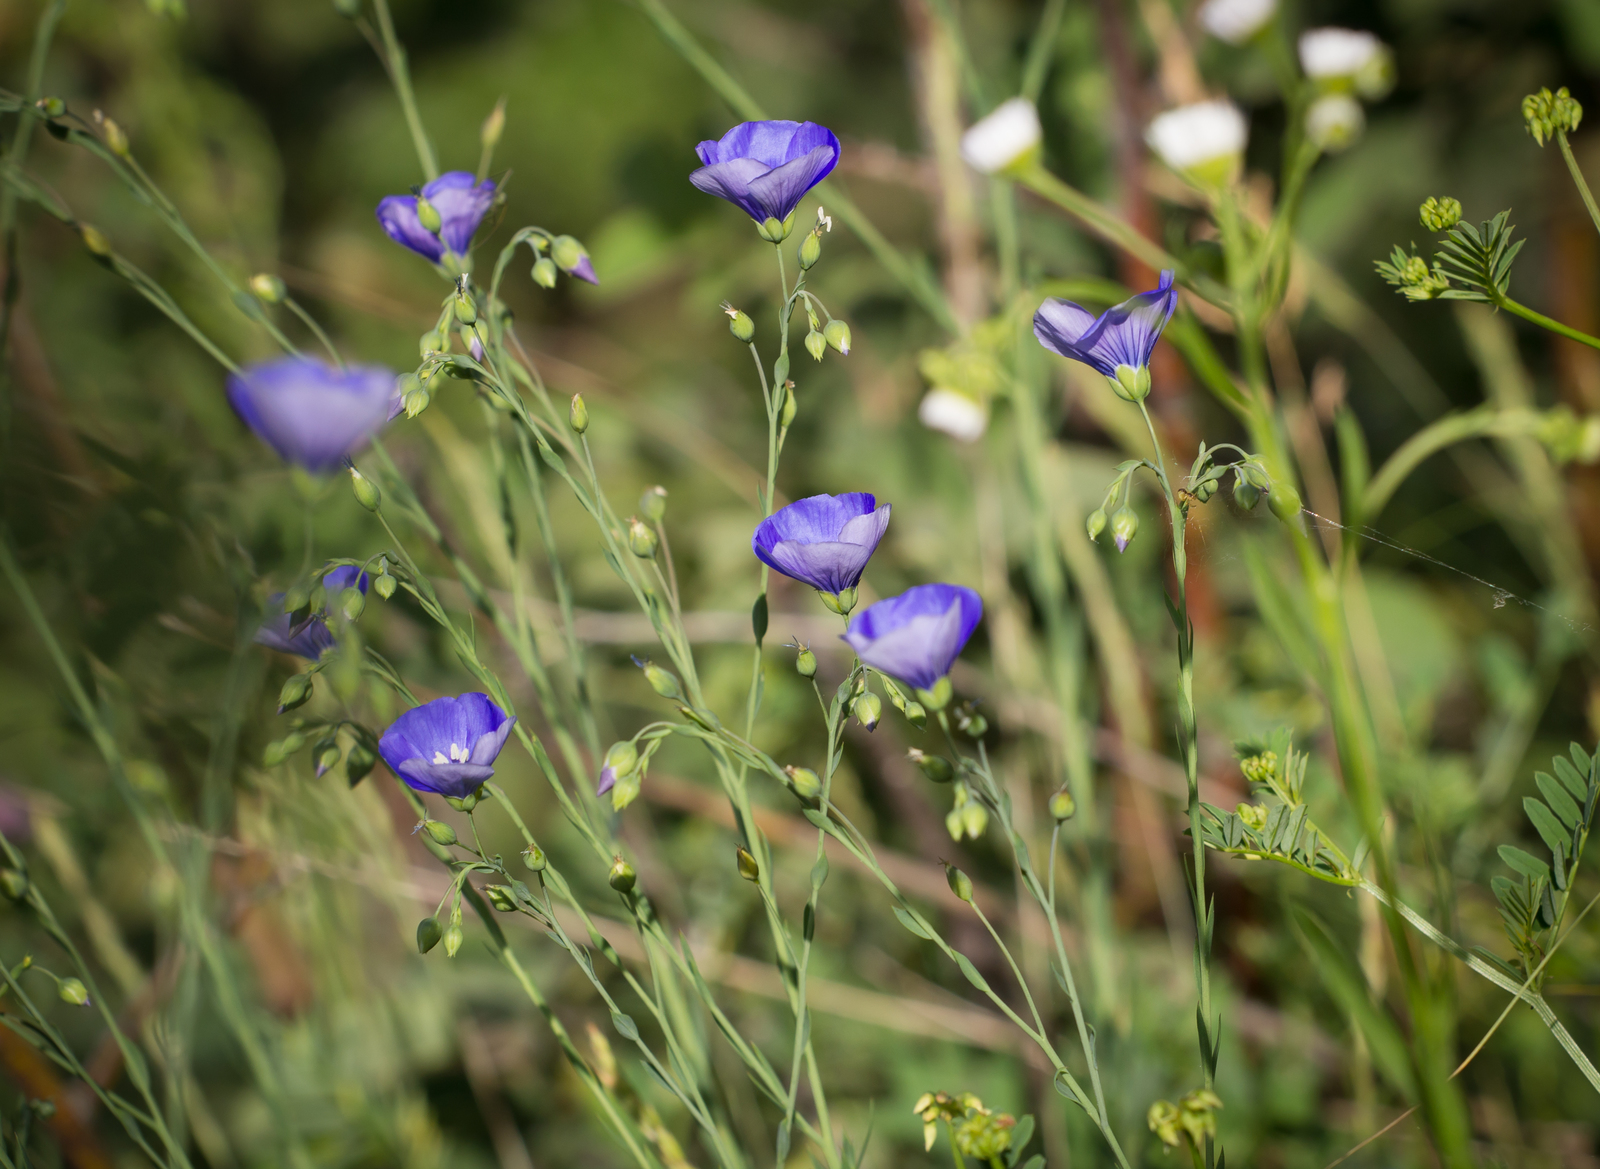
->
736, 846, 761, 883
823, 319, 851, 355
532, 257, 558, 288
796, 646, 818, 678
551, 235, 593, 278
484, 885, 517, 912
1417, 196, 1462, 233
1, 868, 28, 900
1110, 506, 1138, 553
453, 287, 477, 327
628, 516, 658, 559
608, 856, 637, 893
724, 303, 755, 342
443, 922, 464, 957
313, 736, 341, 777
569, 393, 589, 434
1232, 468, 1262, 511
424, 818, 458, 846
640, 485, 668, 523
960, 801, 989, 839
345, 741, 377, 785
908, 748, 954, 784
944, 863, 974, 903
853, 692, 882, 731
415, 196, 442, 235
785, 765, 822, 801
80, 224, 112, 258
36, 96, 65, 118
781, 380, 798, 427
480, 98, 506, 155
1524, 86, 1584, 147
1085, 507, 1108, 542
799, 231, 822, 269
345, 464, 381, 511
1237, 802, 1268, 831
249, 273, 286, 304
1267, 480, 1303, 524
805, 329, 827, 363
904, 701, 928, 729
263, 730, 306, 766
374, 572, 397, 600
521, 843, 547, 872
277, 673, 313, 713
58, 977, 91, 1006
603, 740, 639, 781
101, 116, 130, 158
963, 713, 988, 739
1049, 787, 1077, 822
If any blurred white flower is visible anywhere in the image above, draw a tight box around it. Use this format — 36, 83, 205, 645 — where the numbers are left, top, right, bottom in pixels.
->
1304, 94, 1364, 152
960, 98, 1042, 175
1298, 27, 1379, 78
918, 389, 988, 442
1146, 101, 1248, 183
1197, 0, 1277, 45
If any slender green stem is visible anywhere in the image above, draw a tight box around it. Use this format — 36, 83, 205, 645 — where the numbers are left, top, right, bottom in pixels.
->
370, 0, 439, 180
1557, 130, 1600, 241
284, 296, 345, 370
1360, 406, 1545, 522
1496, 292, 1600, 352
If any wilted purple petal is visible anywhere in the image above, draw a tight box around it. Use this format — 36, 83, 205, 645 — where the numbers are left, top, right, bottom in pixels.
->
752, 493, 890, 595
379, 693, 516, 799
226, 357, 397, 473
690, 121, 840, 223
841, 584, 983, 691
1034, 270, 1177, 377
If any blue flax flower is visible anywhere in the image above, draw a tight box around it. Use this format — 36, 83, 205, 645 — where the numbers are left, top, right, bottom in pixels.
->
690, 121, 841, 231
227, 356, 397, 472
1033, 270, 1177, 401
379, 693, 517, 799
752, 493, 890, 600
842, 584, 983, 693
376, 171, 496, 266
255, 565, 368, 659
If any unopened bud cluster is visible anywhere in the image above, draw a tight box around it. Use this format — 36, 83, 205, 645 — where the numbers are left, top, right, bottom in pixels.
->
1523, 86, 1583, 147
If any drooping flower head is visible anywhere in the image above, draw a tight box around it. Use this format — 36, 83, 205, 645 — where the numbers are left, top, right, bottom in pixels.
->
255, 565, 369, 659
842, 584, 983, 694
226, 356, 398, 473
690, 121, 841, 236
376, 171, 497, 267
1145, 101, 1248, 187
1197, 0, 1277, 45
1034, 271, 1178, 402
960, 98, 1041, 175
752, 493, 891, 604
378, 693, 517, 800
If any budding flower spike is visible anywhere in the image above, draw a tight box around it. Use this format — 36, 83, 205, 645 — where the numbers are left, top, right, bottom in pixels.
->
1197, 0, 1276, 45
255, 564, 369, 660
689, 120, 841, 241
226, 357, 398, 473
1033, 271, 1178, 401
378, 693, 516, 800
959, 97, 1042, 176
751, 493, 891, 609
376, 171, 497, 269
1145, 102, 1248, 188
841, 584, 983, 698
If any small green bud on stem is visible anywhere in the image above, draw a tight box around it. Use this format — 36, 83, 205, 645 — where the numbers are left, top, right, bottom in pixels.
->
443, 922, 464, 958
908, 748, 954, 783
640, 485, 668, 523
805, 329, 827, 362
853, 691, 882, 731
736, 846, 761, 882
627, 516, 658, 559
780, 380, 798, 428
1419, 196, 1462, 232
480, 96, 507, 156
723, 301, 756, 342
249, 273, 286, 304
1, 868, 28, 900
521, 843, 547, 872
785, 765, 822, 801
532, 257, 558, 288
1049, 787, 1077, 821
277, 673, 313, 713
608, 856, 637, 893
823, 319, 851, 355
58, 977, 91, 1006
415, 196, 441, 235
80, 224, 112, 259
423, 818, 458, 847
1267, 480, 1303, 524
799, 230, 822, 269
795, 646, 818, 678
569, 393, 589, 434
944, 863, 973, 903
1085, 507, 1108, 542
349, 466, 381, 511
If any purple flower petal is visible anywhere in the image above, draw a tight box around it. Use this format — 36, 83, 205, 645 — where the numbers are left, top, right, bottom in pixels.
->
596, 764, 617, 796
254, 605, 334, 659
690, 121, 840, 223
376, 171, 496, 263
752, 493, 890, 594
376, 195, 444, 263
1034, 270, 1177, 377
840, 584, 982, 691
379, 693, 516, 800
568, 254, 599, 285
226, 357, 398, 473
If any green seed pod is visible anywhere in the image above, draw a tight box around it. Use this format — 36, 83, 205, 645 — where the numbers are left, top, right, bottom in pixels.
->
729, 309, 755, 343
963, 714, 989, 739
313, 737, 342, 777
415, 197, 442, 235
785, 766, 822, 801
249, 273, 286, 304
532, 257, 558, 288
101, 117, 130, 158
904, 701, 928, 730
443, 922, 464, 958
628, 516, 658, 559
908, 749, 954, 784
36, 96, 65, 118
853, 692, 882, 731
640, 485, 668, 523
796, 647, 818, 678
1268, 480, 1303, 524
608, 856, 637, 893
80, 224, 112, 259
1232, 471, 1262, 511
424, 819, 458, 847
781, 381, 798, 428
340, 587, 365, 621
736, 846, 760, 883
374, 573, 397, 600
277, 673, 313, 713
404, 384, 431, 418
944, 864, 974, 903
823, 319, 851, 355
1048, 787, 1077, 822
1, 868, 29, 901
805, 329, 827, 363
569, 393, 589, 434
484, 885, 517, 912
348, 467, 381, 512
1109, 506, 1138, 553
58, 977, 90, 1006
640, 659, 682, 699
960, 800, 989, 840
263, 729, 306, 767
1085, 507, 1108, 542
521, 843, 547, 872
799, 230, 822, 269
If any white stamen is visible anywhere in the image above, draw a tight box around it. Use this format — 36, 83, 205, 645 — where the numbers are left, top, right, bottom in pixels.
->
433, 751, 448, 765
816, 206, 832, 233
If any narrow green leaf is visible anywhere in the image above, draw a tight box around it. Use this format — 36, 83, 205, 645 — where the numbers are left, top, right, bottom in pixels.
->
1498, 844, 1550, 883
953, 952, 992, 994
893, 906, 934, 939
1537, 772, 1582, 829
611, 1011, 639, 1042
1553, 756, 1587, 801
1525, 797, 1571, 858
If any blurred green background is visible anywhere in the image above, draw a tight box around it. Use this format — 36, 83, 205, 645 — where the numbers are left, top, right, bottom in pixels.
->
4, 0, 1600, 1165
